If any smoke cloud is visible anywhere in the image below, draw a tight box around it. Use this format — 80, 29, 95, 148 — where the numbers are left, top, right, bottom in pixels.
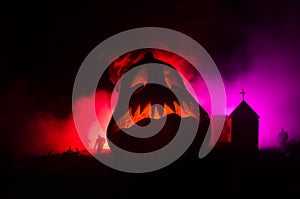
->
224, 3, 300, 148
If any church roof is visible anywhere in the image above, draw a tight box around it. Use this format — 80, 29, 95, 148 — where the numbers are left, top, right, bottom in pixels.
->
229, 100, 259, 119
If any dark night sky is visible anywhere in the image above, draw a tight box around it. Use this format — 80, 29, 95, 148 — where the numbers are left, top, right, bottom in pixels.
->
1, 0, 300, 157
1, 1, 286, 113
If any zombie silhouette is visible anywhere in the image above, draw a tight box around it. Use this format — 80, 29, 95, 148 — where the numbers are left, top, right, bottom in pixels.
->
278, 128, 288, 153
94, 135, 106, 154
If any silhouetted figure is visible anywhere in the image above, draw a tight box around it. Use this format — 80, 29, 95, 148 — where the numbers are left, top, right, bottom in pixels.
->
94, 135, 106, 154
278, 128, 288, 153
73, 147, 80, 156
67, 146, 73, 154
62, 146, 74, 157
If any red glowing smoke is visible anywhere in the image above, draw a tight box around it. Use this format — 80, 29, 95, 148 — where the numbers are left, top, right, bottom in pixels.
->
1, 49, 210, 158
26, 113, 85, 156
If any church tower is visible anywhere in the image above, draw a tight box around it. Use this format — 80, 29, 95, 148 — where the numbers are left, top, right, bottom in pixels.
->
229, 89, 259, 153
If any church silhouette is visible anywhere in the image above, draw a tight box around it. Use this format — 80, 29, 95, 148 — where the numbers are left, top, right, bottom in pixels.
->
215, 89, 259, 155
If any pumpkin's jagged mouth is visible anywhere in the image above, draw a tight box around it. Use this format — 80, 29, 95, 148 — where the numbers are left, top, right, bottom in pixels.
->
113, 83, 201, 132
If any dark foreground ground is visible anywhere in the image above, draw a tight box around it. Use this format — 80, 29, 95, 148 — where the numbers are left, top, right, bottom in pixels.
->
2, 142, 300, 199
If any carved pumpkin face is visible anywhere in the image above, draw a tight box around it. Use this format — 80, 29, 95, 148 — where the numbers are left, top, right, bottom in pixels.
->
105, 51, 210, 156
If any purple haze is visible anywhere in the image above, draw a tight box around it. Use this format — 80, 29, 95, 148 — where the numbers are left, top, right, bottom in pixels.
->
223, 12, 300, 148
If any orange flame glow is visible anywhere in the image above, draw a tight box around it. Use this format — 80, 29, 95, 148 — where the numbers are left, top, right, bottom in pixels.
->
94, 49, 211, 151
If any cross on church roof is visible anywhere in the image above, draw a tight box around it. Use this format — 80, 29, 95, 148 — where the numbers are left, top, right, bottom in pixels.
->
240, 89, 246, 101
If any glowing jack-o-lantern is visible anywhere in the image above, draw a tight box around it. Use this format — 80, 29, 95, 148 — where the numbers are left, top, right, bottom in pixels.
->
106, 51, 210, 158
